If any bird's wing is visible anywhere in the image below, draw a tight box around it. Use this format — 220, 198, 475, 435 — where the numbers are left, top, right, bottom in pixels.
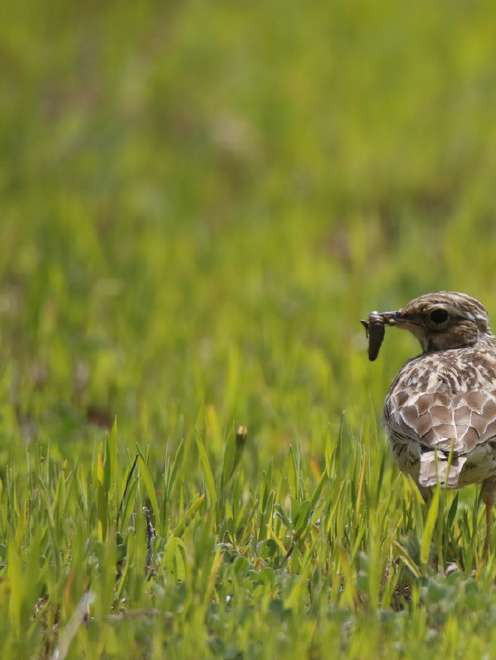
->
385, 389, 496, 455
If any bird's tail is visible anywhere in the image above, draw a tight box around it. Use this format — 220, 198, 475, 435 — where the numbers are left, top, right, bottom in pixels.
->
419, 450, 466, 488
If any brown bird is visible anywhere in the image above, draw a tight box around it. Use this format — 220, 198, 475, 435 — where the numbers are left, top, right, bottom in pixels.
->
363, 291, 496, 554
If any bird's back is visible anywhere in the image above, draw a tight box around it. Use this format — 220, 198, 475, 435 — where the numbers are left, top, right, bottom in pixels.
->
385, 338, 496, 488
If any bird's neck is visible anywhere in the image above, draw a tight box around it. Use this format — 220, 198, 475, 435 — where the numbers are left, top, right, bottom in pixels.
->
423, 330, 494, 354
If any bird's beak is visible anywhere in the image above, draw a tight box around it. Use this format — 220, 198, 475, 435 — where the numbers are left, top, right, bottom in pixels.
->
379, 311, 402, 326
361, 311, 403, 329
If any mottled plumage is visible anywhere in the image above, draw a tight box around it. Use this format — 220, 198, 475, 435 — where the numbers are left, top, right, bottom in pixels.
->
363, 291, 496, 553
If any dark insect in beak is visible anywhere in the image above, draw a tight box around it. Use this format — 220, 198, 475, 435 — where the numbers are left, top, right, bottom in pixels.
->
361, 311, 386, 361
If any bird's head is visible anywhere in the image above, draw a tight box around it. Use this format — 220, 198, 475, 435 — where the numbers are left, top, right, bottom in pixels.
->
378, 291, 491, 353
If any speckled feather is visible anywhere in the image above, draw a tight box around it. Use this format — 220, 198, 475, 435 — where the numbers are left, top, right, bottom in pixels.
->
379, 292, 496, 489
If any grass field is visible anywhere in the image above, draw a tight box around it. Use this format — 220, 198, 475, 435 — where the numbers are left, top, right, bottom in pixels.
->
2, 1, 496, 657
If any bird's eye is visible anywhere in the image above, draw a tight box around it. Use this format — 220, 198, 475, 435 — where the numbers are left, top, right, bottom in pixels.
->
429, 308, 449, 325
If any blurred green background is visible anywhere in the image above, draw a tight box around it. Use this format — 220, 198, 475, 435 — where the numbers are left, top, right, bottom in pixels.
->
3, 0, 496, 448
2, 1, 496, 656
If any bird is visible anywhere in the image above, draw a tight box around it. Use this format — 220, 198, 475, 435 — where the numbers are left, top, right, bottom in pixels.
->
363, 291, 496, 555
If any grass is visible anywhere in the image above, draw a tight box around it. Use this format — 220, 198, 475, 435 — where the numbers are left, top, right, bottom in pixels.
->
2, 0, 496, 657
